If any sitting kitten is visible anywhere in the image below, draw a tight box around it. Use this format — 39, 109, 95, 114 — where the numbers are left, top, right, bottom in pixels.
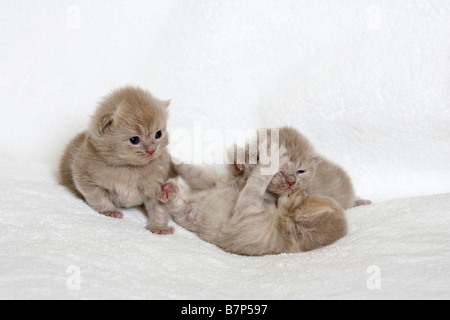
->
229, 127, 371, 209
59, 86, 176, 234
165, 148, 347, 256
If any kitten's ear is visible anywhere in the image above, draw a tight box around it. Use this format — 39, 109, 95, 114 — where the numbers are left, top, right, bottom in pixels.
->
163, 99, 171, 109
311, 155, 323, 166
307, 155, 323, 179
97, 103, 124, 136
97, 113, 114, 136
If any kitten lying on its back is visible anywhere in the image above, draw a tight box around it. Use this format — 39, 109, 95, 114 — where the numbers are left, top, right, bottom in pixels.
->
229, 127, 371, 209
165, 147, 347, 256
59, 86, 176, 234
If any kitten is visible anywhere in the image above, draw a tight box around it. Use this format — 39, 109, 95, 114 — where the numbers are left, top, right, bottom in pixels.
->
59, 86, 177, 234
165, 148, 348, 256
229, 127, 371, 209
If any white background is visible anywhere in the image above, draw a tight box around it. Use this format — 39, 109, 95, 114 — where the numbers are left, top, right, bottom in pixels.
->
1, 0, 449, 202
1, 0, 450, 300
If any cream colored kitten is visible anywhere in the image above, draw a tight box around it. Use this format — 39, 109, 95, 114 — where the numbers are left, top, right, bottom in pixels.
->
229, 127, 371, 209
59, 86, 176, 234
166, 148, 347, 256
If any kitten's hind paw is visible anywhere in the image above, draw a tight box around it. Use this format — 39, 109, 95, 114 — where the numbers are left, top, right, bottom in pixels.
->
158, 181, 179, 203
353, 199, 372, 207
100, 211, 123, 219
146, 225, 175, 235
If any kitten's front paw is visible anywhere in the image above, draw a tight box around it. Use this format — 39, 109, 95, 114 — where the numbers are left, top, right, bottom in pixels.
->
235, 148, 246, 171
145, 224, 175, 235
100, 211, 123, 219
158, 181, 179, 203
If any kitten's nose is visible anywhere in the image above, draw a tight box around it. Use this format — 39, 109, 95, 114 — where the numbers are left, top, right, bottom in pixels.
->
147, 149, 155, 156
286, 175, 296, 187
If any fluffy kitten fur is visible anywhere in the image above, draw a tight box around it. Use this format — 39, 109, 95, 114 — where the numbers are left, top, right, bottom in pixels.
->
167, 149, 347, 256
59, 86, 176, 234
229, 127, 371, 209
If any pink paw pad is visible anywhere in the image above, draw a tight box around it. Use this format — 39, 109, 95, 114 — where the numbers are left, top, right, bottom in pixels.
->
159, 183, 179, 203
100, 211, 123, 219
146, 225, 175, 235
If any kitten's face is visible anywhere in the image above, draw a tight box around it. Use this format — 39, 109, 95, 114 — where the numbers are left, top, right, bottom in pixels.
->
90, 87, 170, 166
108, 120, 169, 166
267, 153, 318, 197
240, 126, 320, 197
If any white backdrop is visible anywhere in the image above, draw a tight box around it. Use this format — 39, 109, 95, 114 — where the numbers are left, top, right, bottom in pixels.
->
1, 0, 450, 300
1, 0, 449, 202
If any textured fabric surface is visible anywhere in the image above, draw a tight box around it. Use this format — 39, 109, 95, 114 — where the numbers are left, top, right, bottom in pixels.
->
0, 0, 449, 299
0, 158, 449, 299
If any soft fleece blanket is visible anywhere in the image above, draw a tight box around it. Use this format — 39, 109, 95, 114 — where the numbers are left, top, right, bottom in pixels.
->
0, 157, 449, 299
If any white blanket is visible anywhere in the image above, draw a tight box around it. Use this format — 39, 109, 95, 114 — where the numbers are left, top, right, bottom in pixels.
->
0, 158, 449, 299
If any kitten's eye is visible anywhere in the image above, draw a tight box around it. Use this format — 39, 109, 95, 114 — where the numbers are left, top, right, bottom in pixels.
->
155, 130, 162, 139
297, 170, 306, 174
129, 137, 140, 145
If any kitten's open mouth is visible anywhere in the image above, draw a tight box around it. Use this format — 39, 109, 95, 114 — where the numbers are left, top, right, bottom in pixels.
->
280, 186, 294, 196
138, 151, 156, 159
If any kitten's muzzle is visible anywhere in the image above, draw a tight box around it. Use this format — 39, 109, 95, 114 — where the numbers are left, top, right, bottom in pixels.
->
285, 175, 296, 187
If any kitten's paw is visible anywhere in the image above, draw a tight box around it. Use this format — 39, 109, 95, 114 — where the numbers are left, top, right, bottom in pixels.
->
158, 182, 179, 203
100, 211, 123, 219
353, 199, 372, 207
146, 225, 175, 235
235, 148, 246, 171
